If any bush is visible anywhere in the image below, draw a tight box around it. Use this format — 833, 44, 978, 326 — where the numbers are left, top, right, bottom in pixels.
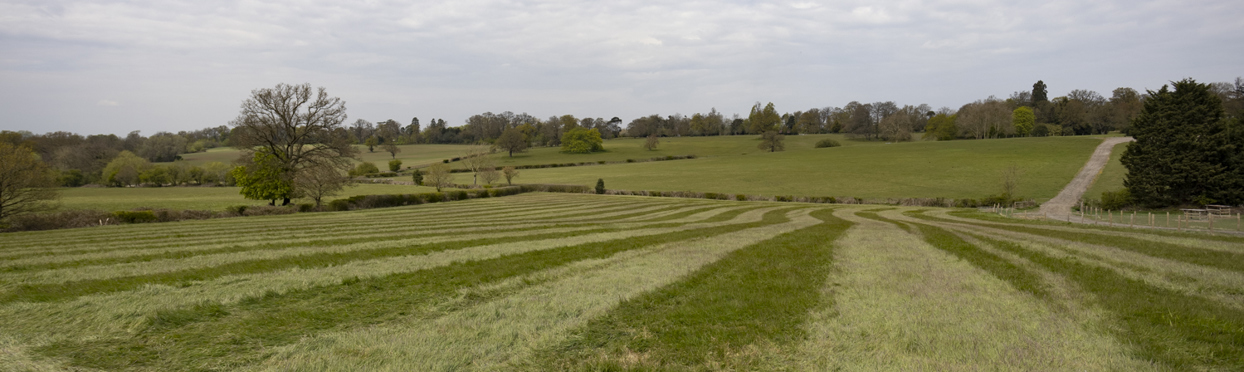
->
814, 139, 841, 148
1100, 189, 1133, 210
298, 203, 315, 212
595, 179, 606, 194
328, 199, 350, 211
2, 210, 115, 232
736, 194, 747, 201
350, 162, 380, 177
626, 159, 635, 163
226, 205, 248, 215
113, 210, 158, 224
452, 190, 469, 200
388, 159, 402, 172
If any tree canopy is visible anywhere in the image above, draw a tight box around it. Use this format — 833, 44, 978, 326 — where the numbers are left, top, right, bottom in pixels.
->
1122, 79, 1240, 207
229, 83, 358, 205
560, 128, 604, 153
0, 143, 57, 222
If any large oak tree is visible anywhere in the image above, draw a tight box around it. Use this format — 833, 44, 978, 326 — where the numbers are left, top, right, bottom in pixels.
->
230, 83, 358, 205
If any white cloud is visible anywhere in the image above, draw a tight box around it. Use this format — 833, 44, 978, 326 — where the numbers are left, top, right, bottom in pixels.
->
0, 0, 1241, 135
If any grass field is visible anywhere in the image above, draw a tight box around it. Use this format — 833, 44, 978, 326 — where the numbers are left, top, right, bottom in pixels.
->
1, 193, 1240, 371
1084, 140, 1131, 201
458, 135, 1107, 201
175, 144, 472, 169
56, 183, 442, 211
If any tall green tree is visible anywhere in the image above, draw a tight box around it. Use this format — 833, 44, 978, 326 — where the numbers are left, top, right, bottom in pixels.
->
495, 127, 528, 157
560, 128, 604, 153
1122, 79, 1237, 207
1032, 80, 1048, 104
747, 102, 780, 134
757, 130, 785, 152
1012, 107, 1035, 136
231, 151, 295, 206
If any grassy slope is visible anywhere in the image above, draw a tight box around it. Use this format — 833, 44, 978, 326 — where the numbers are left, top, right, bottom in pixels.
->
481, 136, 1105, 201
174, 144, 471, 169
56, 184, 442, 210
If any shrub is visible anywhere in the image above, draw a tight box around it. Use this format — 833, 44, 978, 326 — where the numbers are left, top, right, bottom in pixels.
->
298, 203, 315, 212
350, 162, 380, 177
425, 192, 444, 203
412, 169, 424, 185
226, 205, 248, 215
452, 190, 469, 200
626, 159, 635, 163
1100, 189, 1133, 210
2, 210, 115, 232
595, 179, 606, 194
442, 159, 449, 163
736, 194, 747, 201
814, 139, 841, 148
388, 159, 402, 172
113, 210, 158, 224
328, 199, 350, 211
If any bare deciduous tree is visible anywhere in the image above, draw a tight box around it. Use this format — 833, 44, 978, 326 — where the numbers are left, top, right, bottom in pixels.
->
480, 167, 501, 186
229, 83, 358, 205
295, 163, 352, 209
0, 143, 58, 222
502, 166, 519, 185
458, 146, 492, 186
644, 135, 659, 150
425, 163, 453, 192
1001, 165, 1022, 199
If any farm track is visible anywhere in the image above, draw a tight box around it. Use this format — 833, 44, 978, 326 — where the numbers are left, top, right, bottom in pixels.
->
2, 193, 1241, 371
1039, 136, 1134, 218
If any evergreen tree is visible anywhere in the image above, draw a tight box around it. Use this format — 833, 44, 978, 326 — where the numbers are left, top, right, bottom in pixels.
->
595, 178, 605, 194
1122, 79, 1237, 207
1031, 80, 1048, 104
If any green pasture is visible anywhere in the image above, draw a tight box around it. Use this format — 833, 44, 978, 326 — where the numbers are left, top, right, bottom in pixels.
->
463, 136, 1107, 201
2, 193, 1240, 371
1084, 140, 1131, 201
172, 144, 471, 169
56, 183, 441, 211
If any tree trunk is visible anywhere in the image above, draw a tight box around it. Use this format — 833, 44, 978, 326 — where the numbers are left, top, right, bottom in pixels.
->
282, 198, 290, 206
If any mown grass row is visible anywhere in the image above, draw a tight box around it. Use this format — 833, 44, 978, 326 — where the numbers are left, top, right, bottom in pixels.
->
0, 204, 764, 303
523, 208, 850, 370
898, 209, 1244, 371
0, 204, 731, 273
37, 209, 801, 371
0, 196, 644, 253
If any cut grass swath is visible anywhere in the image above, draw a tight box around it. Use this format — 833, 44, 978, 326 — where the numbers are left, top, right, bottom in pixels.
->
37, 209, 797, 371
526, 208, 849, 370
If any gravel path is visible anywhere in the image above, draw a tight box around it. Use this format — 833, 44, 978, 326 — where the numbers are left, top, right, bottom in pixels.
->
1038, 137, 1134, 219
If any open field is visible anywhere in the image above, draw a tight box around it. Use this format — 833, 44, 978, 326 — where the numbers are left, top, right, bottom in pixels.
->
56, 183, 441, 211
457, 136, 1107, 201
174, 144, 472, 169
1, 193, 1240, 371
1084, 140, 1131, 201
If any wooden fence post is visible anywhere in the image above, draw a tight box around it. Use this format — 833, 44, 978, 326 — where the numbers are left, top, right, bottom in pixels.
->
1209, 214, 1214, 232
1166, 211, 1170, 228
1130, 212, 1134, 228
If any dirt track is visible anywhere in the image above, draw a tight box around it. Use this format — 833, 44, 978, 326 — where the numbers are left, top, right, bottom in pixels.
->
1038, 137, 1134, 218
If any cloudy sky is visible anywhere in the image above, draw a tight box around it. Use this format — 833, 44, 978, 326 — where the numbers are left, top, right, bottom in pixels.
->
2, 0, 1241, 135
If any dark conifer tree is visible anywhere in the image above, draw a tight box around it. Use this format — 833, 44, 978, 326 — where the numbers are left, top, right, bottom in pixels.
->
1122, 79, 1237, 207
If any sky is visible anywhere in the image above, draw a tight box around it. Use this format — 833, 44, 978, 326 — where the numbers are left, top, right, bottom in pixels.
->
1, 0, 1241, 136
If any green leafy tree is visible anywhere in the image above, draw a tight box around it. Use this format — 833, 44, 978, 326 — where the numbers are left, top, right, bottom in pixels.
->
560, 128, 604, 153
1012, 107, 1035, 136
758, 130, 785, 152
102, 150, 151, 186
1123, 79, 1237, 207
139, 166, 170, 186
364, 136, 378, 152
747, 102, 781, 134
412, 169, 424, 185
495, 127, 528, 157
388, 159, 402, 172
232, 151, 295, 206
349, 162, 380, 177
595, 178, 605, 194
922, 113, 958, 141
0, 142, 58, 222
